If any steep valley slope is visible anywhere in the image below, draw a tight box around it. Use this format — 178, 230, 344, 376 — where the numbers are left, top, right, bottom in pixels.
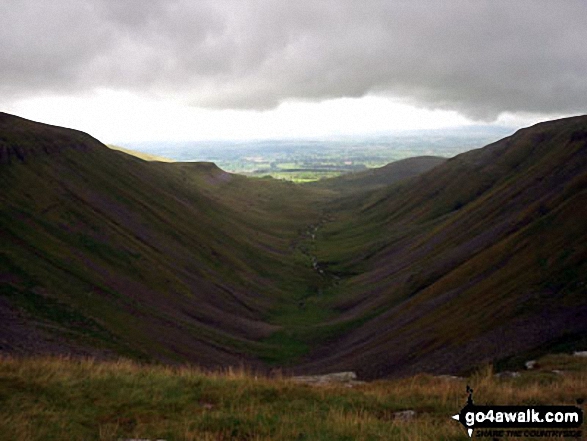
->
1, 112, 586, 378
299, 115, 587, 378
0, 112, 327, 367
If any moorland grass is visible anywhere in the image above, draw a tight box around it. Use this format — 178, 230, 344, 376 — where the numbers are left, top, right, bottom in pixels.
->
0, 354, 584, 440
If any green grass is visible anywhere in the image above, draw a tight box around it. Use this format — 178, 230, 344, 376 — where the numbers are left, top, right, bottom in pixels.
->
263, 170, 345, 183
0, 355, 585, 440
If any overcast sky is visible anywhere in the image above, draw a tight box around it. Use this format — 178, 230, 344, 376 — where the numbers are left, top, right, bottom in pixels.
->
1, 0, 585, 142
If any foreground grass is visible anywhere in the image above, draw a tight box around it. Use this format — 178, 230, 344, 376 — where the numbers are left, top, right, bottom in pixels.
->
0, 355, 585, 440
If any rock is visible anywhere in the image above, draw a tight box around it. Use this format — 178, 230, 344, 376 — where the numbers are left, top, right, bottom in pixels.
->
291, 371, 364, 386
436, 375, 464, 381
525, 360, 537, 370
393, 410, 416, 421
573, 351, 587, 357
495, 371, 521, 378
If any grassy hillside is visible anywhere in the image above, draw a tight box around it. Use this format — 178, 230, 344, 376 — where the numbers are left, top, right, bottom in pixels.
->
106, 144, 175, 162
1, 111, 586, 381
301, 116, 587, 378
0, 354, 585, 440
308, 156, 446, 193
0, 112, 328, 367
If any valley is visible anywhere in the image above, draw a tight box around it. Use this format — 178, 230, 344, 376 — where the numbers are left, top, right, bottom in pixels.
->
1, 112, 586, 381
3, 2, 586, 439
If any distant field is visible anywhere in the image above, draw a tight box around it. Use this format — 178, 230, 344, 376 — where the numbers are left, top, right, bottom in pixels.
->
0, 353, 584, 440
120, 127, 513, 181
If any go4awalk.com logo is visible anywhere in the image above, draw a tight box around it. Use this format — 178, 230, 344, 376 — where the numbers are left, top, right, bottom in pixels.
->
451, 386, 583, 438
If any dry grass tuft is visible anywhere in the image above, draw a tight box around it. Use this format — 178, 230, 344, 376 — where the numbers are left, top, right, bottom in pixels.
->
0, 354, 585, 440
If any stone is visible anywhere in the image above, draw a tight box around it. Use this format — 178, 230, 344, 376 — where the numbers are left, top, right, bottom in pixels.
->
525, 360, 537, 370
495, 371, 521, 378
436, 375, 464, 381
291, 371, 364, 386
393, 410, 416, 421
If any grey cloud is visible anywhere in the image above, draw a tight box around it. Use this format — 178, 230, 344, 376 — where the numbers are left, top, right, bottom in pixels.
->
1, 0, 586, 118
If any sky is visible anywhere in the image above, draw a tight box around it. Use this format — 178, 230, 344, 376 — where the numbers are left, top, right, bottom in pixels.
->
1, 0, 585, 143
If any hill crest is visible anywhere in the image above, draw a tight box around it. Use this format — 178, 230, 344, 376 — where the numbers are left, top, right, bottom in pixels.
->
0, 112, 104, 164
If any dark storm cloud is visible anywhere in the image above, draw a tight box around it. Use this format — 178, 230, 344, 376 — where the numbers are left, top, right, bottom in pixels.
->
1, 0, 586, 118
